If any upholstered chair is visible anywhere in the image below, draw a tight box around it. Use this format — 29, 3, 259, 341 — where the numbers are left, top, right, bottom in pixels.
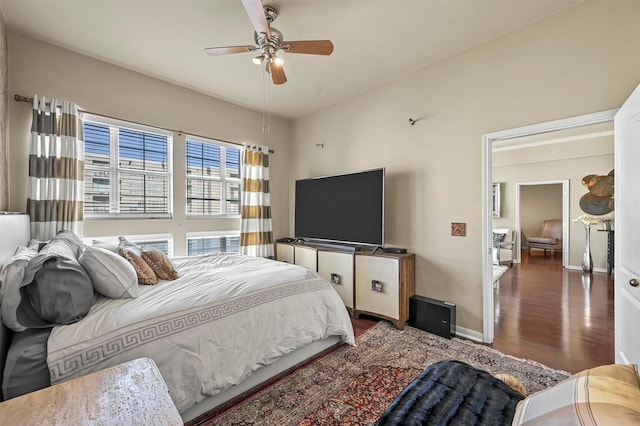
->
525, 220, 563, 255
493, 228, 515, 267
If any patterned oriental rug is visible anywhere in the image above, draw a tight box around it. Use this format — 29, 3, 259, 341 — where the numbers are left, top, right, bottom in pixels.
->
199, 322, 569, 425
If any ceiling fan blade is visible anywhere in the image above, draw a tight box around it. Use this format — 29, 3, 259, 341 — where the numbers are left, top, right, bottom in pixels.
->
241, 0, 271, 38
204, 45, 257, 56
282, 40, 334, 55
271, 63, 287, 85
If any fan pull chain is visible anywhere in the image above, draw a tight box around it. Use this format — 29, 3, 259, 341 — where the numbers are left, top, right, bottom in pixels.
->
261, 68, 271, 133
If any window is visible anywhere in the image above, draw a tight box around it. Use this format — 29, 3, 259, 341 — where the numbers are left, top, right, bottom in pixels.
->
84, 115, 172, 218
83, 235, 172, 256
134, 239, 170, 255
129, 239, 169, 256
187, 233, 240, 256
186, 137, 241, 216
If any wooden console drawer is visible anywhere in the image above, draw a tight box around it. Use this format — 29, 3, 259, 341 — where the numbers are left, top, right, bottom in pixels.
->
354, 253, 415, 329
355, 256, 400, 319
274, 243, 415, 328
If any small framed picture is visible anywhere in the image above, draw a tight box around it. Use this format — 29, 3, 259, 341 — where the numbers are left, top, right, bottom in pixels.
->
451, 222, 466, 237
492, 183, 501, 218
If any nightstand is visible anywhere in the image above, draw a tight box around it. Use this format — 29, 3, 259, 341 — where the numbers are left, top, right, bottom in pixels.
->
0, 357, 182, 425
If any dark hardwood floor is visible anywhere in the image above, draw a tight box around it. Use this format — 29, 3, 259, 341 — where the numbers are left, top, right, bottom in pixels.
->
351, 316, 379, 338
491, 249, 614, 374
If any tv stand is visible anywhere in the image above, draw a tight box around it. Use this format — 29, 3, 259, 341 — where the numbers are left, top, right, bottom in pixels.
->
275, 242, 415, 329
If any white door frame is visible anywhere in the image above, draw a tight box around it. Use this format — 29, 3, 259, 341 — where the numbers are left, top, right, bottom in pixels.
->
482, 109, 617, 343
515, 180, 570, 267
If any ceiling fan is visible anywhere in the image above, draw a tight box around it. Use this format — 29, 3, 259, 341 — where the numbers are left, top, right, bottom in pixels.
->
204, 0, 334, 85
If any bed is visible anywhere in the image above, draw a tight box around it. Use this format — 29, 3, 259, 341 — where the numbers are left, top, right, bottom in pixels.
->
0, 214, 355, 422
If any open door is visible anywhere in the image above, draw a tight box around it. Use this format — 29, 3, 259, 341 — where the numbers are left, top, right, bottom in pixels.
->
614, 83, 640, 364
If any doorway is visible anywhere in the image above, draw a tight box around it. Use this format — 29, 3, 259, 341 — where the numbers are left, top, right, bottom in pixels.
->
515, 180, 569, 267
481, 109, 617, 343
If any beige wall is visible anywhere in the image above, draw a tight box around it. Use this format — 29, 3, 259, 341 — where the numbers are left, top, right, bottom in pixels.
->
520, 184, 563, 238
291, 1, 639, 333
7, 33, 293, 256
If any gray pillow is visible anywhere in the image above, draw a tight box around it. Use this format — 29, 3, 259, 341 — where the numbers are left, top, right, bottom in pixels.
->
80, 246, 138, 299
27, 239, 49, 251
26, 237, 94, 325
0, 247, 39, 331
48, 230, 85, 258
0, 231, 94, 332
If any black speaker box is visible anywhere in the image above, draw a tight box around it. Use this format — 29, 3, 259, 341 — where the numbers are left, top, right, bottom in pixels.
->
409, 295, 456, 339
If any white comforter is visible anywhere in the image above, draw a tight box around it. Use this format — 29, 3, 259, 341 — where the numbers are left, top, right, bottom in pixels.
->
47, 253, 355, 413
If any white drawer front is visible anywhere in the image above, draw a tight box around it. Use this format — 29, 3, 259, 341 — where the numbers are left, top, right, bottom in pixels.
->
294, 246, 318, 270
276, 243, 294, 263
318, 251, 354, 309
356, 256, 399, 319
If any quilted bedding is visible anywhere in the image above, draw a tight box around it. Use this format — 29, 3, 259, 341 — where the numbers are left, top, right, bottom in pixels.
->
47, 253, 355, 413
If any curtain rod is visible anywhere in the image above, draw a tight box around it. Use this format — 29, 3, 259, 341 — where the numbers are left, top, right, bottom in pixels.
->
13, 94, 275, 154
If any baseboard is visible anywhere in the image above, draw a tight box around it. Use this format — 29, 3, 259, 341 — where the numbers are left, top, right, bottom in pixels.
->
455, 325, 483, 342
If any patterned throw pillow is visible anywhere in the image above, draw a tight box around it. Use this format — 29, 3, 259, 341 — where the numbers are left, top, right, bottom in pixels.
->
141, 248, 178, 281
512, 364, 640, 424
118, 246, 158, 285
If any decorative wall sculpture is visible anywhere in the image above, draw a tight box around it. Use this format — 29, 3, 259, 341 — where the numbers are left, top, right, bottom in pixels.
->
579, 169, 614, 215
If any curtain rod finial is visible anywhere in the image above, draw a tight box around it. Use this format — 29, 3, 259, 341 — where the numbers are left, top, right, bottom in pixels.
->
15, 94, 33, 103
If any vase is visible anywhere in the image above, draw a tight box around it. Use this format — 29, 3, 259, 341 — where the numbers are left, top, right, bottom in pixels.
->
582, 225, 593, 273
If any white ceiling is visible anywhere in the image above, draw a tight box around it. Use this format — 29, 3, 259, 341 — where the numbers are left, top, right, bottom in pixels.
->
0, 0, 581, 120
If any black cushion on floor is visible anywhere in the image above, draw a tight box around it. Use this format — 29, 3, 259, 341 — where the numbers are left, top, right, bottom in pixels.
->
376, 360, 524, 426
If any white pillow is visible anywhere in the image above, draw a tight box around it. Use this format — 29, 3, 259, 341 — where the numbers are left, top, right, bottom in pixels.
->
79, 246, 138, 299
91, 240, 119, 253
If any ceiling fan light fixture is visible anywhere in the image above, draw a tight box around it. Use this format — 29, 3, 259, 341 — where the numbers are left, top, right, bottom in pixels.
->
205, 1, 333, 86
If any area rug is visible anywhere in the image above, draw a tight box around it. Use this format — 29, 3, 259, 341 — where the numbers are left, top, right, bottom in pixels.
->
202, 321, 569, 425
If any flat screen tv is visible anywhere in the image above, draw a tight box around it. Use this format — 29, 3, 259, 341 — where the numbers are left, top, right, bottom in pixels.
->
295, 168, 384, 247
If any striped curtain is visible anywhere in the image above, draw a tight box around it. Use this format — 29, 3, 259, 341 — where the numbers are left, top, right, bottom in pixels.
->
27, 95, 84, 240
240, 144, 273, 257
